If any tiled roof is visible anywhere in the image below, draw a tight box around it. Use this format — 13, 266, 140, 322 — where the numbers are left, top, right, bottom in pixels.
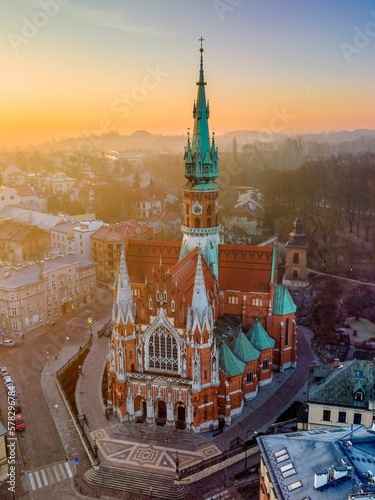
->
273, 284, 297, 315
219, 341, 246, 377
308, 360, 375, 409
231, 328, 260, 362
15, 184, 36, 197
0, 219, 35, 241
247, 319, 275, 351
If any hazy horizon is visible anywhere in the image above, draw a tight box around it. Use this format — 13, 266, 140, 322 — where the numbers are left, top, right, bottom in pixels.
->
2, 0, 375, 149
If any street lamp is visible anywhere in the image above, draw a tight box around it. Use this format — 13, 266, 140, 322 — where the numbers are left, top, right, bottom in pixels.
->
244, 429, 258, 470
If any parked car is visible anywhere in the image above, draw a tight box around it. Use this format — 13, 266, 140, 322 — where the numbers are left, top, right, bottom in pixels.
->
334, 326, 345, 333
104, 328, 111, 337
0, 340, 15, 347
0, 366, 9, 377
15, 414, 25, 432
3, 376, 14, 388
7, 385, 17, 397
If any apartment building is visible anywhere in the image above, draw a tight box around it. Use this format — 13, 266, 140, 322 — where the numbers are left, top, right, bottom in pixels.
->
0, 254, 96, 338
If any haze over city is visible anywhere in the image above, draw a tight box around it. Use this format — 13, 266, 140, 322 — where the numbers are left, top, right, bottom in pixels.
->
2, 0, 375, 149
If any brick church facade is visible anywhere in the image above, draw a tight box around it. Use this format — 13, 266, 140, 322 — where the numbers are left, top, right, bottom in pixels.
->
107, 41, 298, 432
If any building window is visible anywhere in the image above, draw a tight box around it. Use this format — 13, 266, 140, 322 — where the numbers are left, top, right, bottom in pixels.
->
207, 218, 211, 227
338, 411, 346, 423
37, 300, 41, 308
204, 410, 207, 420
195, 218, 200, 228
355, 390, 364, 401
27, 304, 32, 312
47, 297, 51, 305
246, 370, 253, 384
292, 270, 299, 278
204, 395, 208, 404
263, 358, 269, 371
12, 322, 19, 331
46, 283, 50, 290
26, 289, 30, 297
149, 298, 153, 310
11, 308, 17, 316
36, 285, 40, 293
323, 409, 331, 421
206, 205, 211, 215
171, 300, 175, 312
82, 285, 86, 292
353, 413, 362, 425
52, 280, 56, 288
53, 294, 57, 302
148, 326, 178, 372
293, 252, 299, 264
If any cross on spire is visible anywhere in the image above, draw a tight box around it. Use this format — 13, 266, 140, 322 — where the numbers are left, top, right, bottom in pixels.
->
199, 36, 204, 52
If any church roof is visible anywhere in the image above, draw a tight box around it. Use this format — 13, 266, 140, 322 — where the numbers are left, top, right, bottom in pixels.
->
273, 284, 297, 315
126, 240, 181, 283
231, 328, 260, 363
219, 341, 246, 377
247, 319, 275, 351
218, 244, 274, 293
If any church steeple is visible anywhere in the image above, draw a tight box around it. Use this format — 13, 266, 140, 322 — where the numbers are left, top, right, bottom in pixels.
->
112, 244, 135, 326
184, 37, 218, 183
180, 39, 222, 280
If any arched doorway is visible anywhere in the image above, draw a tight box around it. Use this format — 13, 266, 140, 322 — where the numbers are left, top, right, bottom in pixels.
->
156, 400, 167, 426
134, 396, 146, 423
175, 402, 186, 429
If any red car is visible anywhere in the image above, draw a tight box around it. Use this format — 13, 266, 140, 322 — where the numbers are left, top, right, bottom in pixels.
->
15, 414, 25, 432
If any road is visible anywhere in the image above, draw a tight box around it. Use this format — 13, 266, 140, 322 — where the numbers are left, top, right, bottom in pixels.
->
0, 285, 113, 499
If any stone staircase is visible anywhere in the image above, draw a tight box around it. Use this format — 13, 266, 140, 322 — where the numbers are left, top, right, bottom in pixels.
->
85, 464, 190, 499
111, 421, 210, 448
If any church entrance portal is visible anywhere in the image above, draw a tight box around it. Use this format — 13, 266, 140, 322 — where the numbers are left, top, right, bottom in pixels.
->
156, 400, 167, 426
175, 403, 186, 429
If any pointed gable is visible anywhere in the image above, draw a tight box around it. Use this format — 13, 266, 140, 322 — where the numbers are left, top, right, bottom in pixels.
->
247, 319, 275, 351
232, 329, 260, 363
273, 284, 297, 315
219, 342, 246, 377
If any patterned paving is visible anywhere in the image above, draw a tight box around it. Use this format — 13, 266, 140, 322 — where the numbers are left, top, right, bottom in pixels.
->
91, 427, 221, 475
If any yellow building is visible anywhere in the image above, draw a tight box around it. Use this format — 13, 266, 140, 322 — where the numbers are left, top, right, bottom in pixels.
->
307, 359, 375, 429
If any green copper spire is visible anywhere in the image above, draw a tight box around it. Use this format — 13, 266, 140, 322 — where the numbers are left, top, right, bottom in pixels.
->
184, 38, 219, 184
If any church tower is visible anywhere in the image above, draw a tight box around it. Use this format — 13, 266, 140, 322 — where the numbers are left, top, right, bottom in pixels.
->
283, 217, 308, 288
179, 38, 221, 280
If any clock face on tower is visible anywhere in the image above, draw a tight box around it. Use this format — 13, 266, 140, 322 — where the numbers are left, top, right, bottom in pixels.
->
193, 201, 202, 215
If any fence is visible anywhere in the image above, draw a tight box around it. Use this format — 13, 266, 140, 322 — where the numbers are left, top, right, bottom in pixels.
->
176, 439, 258, 481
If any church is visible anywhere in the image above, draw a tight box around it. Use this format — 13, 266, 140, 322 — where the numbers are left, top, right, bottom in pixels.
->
107, 41, 298, 433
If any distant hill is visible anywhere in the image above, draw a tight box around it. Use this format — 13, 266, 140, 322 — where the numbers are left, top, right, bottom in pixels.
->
8, 128, 375, 155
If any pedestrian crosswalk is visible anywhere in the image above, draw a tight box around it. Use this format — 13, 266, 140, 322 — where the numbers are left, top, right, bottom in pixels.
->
65, 315, 99, 330
27, 460, 73, 491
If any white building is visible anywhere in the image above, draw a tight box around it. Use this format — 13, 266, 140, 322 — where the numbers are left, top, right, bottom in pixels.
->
74, 220, 104, 260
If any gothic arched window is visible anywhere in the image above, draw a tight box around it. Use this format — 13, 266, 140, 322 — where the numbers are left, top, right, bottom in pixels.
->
293, 252, 299, 264
246, 370, 253, 384
195, 218, 200, 228
206, 205, 211, 215
263, 358, 269, 371
148, 326, 178, 372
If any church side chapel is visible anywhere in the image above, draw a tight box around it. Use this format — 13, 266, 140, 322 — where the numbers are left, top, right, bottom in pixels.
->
107, 40, 298, 433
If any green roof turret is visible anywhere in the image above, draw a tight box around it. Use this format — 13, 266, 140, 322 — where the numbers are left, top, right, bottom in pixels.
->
184, 38, 219, 185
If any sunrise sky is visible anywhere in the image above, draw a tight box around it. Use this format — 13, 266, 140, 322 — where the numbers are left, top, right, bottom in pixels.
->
1, 0, 375, 149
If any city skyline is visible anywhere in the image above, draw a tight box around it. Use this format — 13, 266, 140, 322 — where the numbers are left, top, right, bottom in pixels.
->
2, 0, 375, 149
